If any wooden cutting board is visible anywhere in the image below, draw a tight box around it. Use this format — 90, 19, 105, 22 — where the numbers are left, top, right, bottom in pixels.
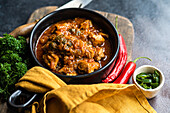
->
0, 6, 134, 113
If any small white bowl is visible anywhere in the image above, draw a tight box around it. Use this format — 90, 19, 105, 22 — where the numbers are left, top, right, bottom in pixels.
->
132, 65, 165, 99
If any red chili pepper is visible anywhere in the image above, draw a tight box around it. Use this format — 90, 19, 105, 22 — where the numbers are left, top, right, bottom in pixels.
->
102, 16, 127, 83
102, 34, 127, 83
113, 57, 151, 84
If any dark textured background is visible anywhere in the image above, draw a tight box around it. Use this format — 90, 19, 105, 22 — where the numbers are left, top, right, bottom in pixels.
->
0, 0, 169, 112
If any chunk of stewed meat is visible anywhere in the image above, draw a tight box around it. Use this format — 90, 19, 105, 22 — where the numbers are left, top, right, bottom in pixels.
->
89, 32, 105, 46
77, 60, 100, 74
58, 66, 77, 76
43, 53, 59, 70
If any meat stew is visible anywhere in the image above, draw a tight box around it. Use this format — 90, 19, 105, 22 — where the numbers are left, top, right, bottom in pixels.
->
36, 18, 112, 76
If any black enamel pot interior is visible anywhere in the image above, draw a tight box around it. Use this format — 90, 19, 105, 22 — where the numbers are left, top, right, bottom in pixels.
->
30, 8, 119, 84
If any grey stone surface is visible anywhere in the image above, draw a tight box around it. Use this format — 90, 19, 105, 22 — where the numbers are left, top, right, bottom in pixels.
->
0, 0, 170, 112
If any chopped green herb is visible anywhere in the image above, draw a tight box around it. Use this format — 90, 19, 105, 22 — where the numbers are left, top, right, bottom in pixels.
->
67, 41, 72, 47
62, 38, 67, 44
69, 28, 76, 33
76, 30, 81, 36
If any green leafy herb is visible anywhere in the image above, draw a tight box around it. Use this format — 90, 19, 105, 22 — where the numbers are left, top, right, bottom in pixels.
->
0, 34, 31, 101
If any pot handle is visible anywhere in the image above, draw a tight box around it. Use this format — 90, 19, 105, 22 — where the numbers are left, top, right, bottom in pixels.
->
8, 89, 37, 108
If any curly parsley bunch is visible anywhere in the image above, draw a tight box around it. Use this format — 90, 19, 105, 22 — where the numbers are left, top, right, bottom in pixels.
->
0, 34, 31, 100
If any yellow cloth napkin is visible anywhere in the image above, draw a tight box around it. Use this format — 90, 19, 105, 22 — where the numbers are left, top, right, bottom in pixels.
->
16, 66, 156, 113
